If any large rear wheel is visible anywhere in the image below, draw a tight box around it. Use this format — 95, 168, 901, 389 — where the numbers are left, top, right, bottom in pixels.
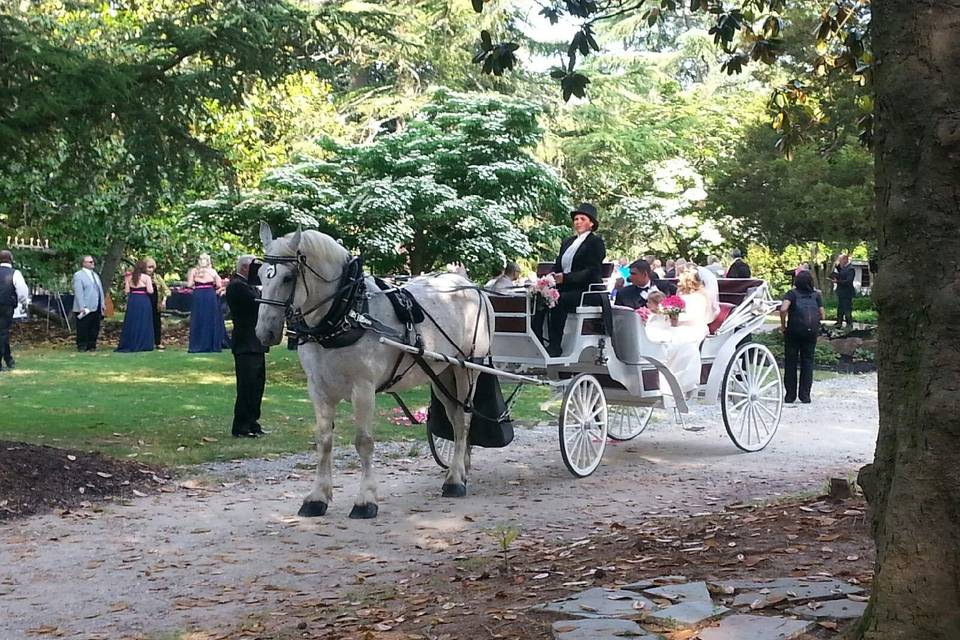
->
559, 374, 608, 477
607, 405, 654, 441
721, 342, 783, 452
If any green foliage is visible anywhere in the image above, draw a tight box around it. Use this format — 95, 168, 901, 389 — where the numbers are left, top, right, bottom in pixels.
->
191, 91, 569, 275
752, 330, 840, 366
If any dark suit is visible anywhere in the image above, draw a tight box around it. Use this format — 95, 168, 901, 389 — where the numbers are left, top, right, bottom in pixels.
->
534, 232, 606, 356
833, 264, 856, 327
726, 258, 752, 278
226, 275, 269, 436
616, 278, 677, 309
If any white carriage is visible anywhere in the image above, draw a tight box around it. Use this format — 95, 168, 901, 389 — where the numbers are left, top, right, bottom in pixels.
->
418, 267, 783, 478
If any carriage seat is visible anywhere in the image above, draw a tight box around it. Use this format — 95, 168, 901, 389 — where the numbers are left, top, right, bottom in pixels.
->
708, 302, 735, 335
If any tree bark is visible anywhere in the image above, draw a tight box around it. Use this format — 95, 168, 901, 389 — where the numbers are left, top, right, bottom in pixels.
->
852, 2, 960, 638
99, 236, 127, 296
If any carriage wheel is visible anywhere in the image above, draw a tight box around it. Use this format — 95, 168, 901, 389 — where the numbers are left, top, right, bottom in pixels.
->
721, 342, 783, 452
559, 374, 608, 477
607, 405, 654, 441
427, 429, 454, 469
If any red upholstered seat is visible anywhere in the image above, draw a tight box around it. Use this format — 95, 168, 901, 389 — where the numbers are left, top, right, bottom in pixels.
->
708, 302, 735, 335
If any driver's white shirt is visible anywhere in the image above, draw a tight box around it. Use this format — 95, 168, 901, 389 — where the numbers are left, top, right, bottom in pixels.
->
560, 230, 591, 274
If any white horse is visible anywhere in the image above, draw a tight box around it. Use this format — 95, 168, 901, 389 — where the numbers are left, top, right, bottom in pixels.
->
254, 223, 493, 518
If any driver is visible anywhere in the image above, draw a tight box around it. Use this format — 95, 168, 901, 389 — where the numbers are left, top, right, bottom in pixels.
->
533, 203, 606, 357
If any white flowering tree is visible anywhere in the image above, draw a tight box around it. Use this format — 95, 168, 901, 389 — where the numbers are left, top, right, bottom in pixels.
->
191, 91, 569, 275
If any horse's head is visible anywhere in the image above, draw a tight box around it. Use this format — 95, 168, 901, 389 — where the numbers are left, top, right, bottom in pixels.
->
255, 222, 351, 347
256, 222, 301, 346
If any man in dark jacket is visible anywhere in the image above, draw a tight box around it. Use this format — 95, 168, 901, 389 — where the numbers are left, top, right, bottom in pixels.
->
615, 259, 677, 309
831, 254, 856, 329
725, 249, 752, 278
226, 255, 269, 437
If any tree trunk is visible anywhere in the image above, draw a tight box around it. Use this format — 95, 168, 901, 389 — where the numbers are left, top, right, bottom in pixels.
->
852, 2, 960, 638
99, 236, 127, 296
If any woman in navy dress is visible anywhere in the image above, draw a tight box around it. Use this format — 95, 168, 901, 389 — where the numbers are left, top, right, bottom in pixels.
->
187, 253, 228, 353
115, 260, 155, 353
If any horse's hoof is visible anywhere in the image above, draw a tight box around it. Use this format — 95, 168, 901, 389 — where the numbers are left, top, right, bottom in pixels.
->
441, 483, 467, 498
298, 500, 328, 517
348, 503, 378, 519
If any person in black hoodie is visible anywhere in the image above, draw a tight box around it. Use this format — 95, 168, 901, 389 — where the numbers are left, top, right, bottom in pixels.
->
226, 255, 269, 437
534, 203, 606, 357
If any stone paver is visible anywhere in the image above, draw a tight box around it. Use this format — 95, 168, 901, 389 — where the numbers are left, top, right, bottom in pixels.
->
646, 600, 730, 628
642, 581, 712, 604
787, 598, 867, 620
696, 614, 815, 640
536, 588, 656, 619
552, 618, 663, 640
624, 575, 689, 591
730, 578, 864, 607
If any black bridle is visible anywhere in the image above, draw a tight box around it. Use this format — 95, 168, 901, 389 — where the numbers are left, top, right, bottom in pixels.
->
257, 251, 368, 345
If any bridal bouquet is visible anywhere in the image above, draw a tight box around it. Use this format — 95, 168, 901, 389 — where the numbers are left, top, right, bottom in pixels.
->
660, 295, 685, 326
530, 274, 560, 309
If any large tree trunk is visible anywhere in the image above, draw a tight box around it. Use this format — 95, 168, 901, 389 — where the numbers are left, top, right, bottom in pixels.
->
853, 2, 960, 638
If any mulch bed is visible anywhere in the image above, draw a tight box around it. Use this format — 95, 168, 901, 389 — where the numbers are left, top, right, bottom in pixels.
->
0, 440, 170, 520
260, 495, 874, 640
10, 316, 191, 348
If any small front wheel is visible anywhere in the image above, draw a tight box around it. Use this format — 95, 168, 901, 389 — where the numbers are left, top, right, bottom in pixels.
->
721, 342, 782, 452
607, 405, 654, 441
559, 374, 608, 477
427, 429, 454, 469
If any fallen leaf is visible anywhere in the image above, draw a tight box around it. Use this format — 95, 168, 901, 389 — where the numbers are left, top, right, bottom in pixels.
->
96, 471, 113, 479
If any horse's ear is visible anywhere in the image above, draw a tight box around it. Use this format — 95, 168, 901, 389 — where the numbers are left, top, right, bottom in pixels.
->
289, 226, 302, 251
259, 222, 273, 247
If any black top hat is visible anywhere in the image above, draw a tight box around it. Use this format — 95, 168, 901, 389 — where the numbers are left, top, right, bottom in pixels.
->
571, 203, 599, 230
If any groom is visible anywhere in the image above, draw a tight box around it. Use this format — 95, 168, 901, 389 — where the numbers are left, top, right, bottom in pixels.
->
72, 255, 105, 352
616, 259, 676, 309
226, 255, 269, 438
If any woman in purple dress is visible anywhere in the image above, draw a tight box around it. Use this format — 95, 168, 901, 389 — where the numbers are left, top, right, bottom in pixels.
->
187, 253, 228, 353
115, 259, 155, 353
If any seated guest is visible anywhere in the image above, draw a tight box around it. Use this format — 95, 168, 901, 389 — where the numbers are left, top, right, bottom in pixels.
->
485, 261, 521, 291
533, 203, 606, 357
615, 259, 677, 309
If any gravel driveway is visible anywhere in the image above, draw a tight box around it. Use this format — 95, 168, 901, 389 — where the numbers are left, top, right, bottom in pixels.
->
0, 373, 878, 639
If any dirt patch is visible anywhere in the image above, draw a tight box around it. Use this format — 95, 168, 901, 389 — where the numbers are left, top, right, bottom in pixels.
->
271, 495, 873, 640
0, 441, 170, 520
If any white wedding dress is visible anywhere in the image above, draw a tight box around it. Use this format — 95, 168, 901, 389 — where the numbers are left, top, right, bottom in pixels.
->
653, 292, 713, 398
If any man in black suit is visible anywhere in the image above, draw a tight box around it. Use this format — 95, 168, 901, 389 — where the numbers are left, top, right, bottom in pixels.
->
226, 255, 269, 438
615, 259, 677, 309
831, 254, 856, 329
535, 203, 606, 357
725, 249, 752, 278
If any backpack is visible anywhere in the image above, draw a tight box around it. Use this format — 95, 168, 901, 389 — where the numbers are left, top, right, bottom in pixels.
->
789, 291, 821, 336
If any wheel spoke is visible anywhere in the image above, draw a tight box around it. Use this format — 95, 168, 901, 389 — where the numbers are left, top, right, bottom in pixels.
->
755, 400, 778, 423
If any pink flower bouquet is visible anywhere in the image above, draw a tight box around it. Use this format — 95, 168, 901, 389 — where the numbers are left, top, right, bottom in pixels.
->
635, 306, 651, 322
660, 295, 686, 317
530, 275, 560, 308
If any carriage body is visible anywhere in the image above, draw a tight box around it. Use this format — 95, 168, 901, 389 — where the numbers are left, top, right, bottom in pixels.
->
482, 270, 784, 475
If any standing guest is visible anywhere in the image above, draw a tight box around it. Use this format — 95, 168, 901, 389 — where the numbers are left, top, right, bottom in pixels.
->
144, 258, 170, 350
486, 261, 521, 291
532, 203, 606, 358
72, 255, 105, 352
664, 259, 677, 278
652, 259, 665, 278
616, 257, 630, 280
725, 248, 752, 278
780, 270, 825, 404
706, 255, 726, 277
614, 259, 677, 309
831, 254, 856, 329
115, 260, 155, 353
0, 250, 29, 371
226, 255, 269, 438
187, 253, 228, 353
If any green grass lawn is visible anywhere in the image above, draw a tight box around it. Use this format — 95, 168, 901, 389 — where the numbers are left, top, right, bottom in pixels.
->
0, 345, 551, 467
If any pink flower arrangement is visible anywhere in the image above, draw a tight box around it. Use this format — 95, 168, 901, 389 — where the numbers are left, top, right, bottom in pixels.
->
380, 407, 429, 426
660, 295, 686, 317
530, 274, 560, 308
635, 307, 651, 322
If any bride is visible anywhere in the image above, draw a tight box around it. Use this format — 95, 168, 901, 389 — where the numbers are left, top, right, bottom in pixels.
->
665, 269, 714, 395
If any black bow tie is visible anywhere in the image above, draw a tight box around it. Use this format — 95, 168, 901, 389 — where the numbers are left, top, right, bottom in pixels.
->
638, 285, 650, 291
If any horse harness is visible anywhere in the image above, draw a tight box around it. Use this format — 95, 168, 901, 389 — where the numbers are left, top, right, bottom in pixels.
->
257, 251, 486, 405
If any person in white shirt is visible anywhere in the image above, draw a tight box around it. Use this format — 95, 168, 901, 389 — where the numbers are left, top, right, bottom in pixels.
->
0, 250, 30, 370
72, 255, 106, 352
485, 261, 521, 291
